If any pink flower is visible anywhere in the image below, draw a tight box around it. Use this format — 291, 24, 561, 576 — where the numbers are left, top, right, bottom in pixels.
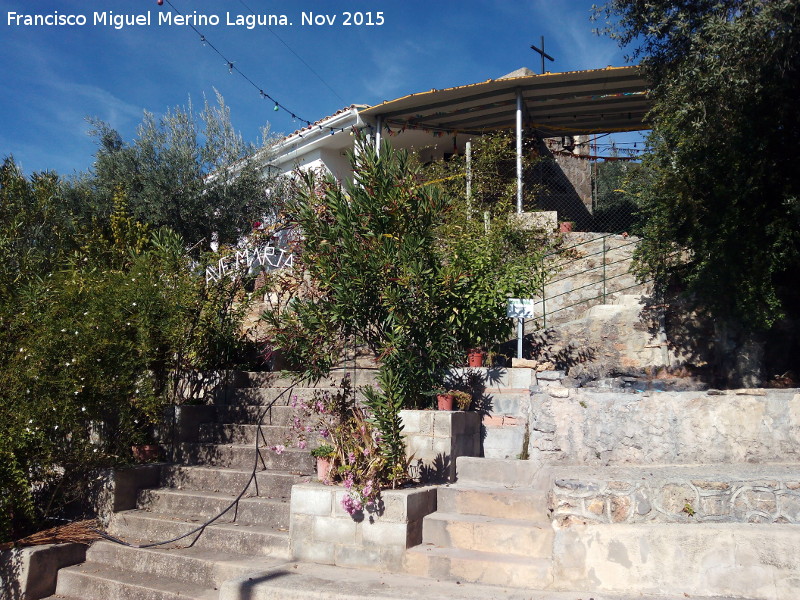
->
298, 440, 307, 449
348, 452, 356, 465
270, 444, 285, 455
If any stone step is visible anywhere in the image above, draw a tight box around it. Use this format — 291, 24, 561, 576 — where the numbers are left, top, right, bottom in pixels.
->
160, 465, 308, 497
176, 442, 314, 472
211, 560, 686, 600
438, 484, 549, 521
82, 540, 285, 589
54, 562, 218, 600
198, 423, 292, 445
404, 545, 552, 588
422, 511, 553, 557
136, 488, 291, 529
108, 510, 291, 557
455, 456, 543, 488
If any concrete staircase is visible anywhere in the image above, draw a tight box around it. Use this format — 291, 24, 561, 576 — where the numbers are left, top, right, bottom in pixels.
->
538, 232, 647, 330
49, 372, 353, 600
405, 458, 553, 588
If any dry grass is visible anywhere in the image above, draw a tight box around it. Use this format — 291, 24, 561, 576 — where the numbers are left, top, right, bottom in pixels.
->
0, 519, 101, 551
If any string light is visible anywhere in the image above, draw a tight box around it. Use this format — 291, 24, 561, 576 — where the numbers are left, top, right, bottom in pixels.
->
159, 0, 314, 127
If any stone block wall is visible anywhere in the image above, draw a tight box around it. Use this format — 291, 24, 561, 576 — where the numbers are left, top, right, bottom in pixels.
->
399, 410, 481, 482
289, 483, 437, 571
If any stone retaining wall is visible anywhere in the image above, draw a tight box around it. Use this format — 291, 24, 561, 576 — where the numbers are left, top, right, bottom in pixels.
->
549, 466, 800, 526
289, 483, 437, 571
529, 387, 800, 466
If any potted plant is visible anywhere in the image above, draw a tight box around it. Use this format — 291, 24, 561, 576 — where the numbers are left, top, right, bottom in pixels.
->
311, 444, 336, 481
450, 390, 472, 411
131, 443, 159, 463
436, 391, 454, 410
467, 347, 485, 367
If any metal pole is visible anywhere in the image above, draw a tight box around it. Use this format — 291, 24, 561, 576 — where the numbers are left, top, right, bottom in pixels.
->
602, 235, 608, 303
517, 318, 524, 359
516, 90, 523, 214
375, 116, 382, 152
465, 141, 472, 220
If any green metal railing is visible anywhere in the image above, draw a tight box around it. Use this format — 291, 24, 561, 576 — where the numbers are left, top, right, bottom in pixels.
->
538, 234, 646, 329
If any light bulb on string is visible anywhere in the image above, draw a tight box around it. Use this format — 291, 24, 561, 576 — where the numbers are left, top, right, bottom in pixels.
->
274, 103, 279, 112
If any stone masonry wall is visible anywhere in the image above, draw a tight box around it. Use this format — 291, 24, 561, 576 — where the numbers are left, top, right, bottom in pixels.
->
529, 387, 800, 466
549, 465, 800, 526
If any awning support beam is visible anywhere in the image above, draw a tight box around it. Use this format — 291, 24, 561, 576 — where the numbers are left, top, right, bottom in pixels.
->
516, 89, 523, 214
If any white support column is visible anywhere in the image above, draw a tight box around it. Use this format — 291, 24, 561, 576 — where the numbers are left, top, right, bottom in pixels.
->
375, 116, 382, 152
465, 141, 472, 221
516, 90, 523, 214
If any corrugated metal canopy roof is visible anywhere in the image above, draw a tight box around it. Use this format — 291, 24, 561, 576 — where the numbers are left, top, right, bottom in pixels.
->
360, 65, 650, 136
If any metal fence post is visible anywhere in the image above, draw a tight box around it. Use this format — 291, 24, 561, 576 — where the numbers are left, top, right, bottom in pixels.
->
602, 235, 607, 303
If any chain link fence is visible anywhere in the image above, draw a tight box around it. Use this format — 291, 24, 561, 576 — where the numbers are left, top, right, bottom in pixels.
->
418, 131, 646, 235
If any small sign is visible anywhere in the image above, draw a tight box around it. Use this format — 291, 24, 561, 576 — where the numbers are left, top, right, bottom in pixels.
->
507, 298, 537, 319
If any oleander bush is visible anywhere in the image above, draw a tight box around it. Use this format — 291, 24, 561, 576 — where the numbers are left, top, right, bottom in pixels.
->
0, 159, 251, 542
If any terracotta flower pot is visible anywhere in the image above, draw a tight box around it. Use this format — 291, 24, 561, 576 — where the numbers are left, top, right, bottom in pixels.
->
131, 444, 159, 463
316, 457, 333, 481
437, 394, 454, 411
467, 351, 484, 367
559, 221, 574, 233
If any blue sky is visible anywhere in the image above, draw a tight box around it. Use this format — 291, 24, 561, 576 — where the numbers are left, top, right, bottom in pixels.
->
0, 0, 642, 176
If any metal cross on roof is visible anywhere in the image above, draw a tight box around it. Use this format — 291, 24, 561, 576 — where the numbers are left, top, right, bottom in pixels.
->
530, 36, 555, 74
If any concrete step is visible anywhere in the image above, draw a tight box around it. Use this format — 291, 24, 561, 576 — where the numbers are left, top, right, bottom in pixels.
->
219, 387, 334, 406
438, 484, 549, 521
136, 488, 291, 529
108, 510, 291, 557
404, 545, 552, 588
82, 540, 285, 589
480, 390, 529, 416
455, 456, 543, 488
422, 511, 553, 557
211, 560, 694, 600
160, 465, 308, 497
54, 562, 218, 600
448, 367, 534, 390
176, 443, 314, 472
232, 369, 379, 389
198, 423, 292, 445
216, 404, 295, 426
